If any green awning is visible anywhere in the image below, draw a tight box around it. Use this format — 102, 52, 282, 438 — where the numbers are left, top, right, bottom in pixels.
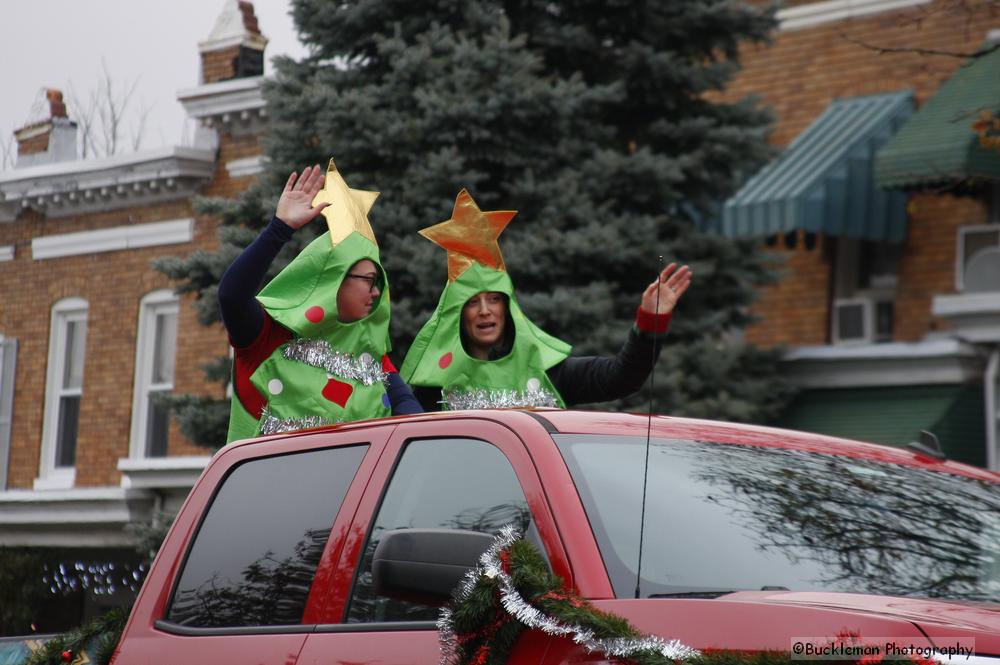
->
776, 384, 986, 467
722, 91, 912, 242
875, 43, 1000, 190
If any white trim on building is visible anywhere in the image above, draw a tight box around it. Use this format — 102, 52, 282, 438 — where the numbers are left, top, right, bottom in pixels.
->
226, 155, 264, 178
117, 456, 210, 490
778, 0, 932, 31
177, 76, 267, 136
0, 147, 214, 222
782, 338, 984, 388
31, 219, 194, 261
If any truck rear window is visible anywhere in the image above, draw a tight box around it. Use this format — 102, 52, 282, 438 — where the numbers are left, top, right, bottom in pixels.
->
556, 435, 1000, 601
167, 444, 367, 627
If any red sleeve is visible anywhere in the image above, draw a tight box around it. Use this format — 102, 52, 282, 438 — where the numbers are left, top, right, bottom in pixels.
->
381, 355, 398, 373
233, 314, 293, 419
634, 306, 672, 335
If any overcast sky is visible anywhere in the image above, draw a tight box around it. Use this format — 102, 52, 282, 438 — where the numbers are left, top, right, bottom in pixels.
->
0, 0, 307, 163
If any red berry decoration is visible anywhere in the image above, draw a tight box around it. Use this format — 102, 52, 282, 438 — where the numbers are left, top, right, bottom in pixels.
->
61, 650, 73, 663
305, 305, 325, 323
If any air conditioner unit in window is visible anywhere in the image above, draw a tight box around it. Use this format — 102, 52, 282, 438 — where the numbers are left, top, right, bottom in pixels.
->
957, 225, 1000, 292
832, 297, 894, 345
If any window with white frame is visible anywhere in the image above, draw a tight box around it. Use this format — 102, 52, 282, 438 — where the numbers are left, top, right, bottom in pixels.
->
0, 335, 17, 492
956, 224, 1000, 293
831, 238, 900, 345
130, 290, 179, 458
37, 298, 88, 489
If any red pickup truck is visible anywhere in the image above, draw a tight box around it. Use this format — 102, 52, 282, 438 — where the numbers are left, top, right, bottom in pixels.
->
113, 410, 1000, 664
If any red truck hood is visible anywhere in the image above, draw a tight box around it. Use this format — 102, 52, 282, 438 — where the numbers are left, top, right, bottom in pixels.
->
737, 590, 1000, 632
592, 591, 1000, 655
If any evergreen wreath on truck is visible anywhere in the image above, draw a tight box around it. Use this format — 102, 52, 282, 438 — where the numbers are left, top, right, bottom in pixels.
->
437, 525, 937, 665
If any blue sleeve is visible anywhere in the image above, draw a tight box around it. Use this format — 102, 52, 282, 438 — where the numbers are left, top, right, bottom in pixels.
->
218, 216, 295, 348
386, 372, 423, 415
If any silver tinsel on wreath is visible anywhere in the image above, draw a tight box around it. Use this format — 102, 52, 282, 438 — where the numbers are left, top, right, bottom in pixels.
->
443, 387, 559, 410
283, 338, 388, 386
438, 525, 700, 665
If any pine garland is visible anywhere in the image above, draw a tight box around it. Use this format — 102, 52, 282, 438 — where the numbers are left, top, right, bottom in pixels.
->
25, 607, 126, 665
439, 527, 937, 665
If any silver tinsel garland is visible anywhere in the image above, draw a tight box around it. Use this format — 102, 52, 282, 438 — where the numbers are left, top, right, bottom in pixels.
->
258, 408, 340, 435
438, 524, 700, 664
283, 338, 388, 386
443, 387, 559, 410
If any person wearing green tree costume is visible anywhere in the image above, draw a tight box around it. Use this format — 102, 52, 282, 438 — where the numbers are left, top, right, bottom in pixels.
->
402, 190, 691, 411
220, 162, 421, 443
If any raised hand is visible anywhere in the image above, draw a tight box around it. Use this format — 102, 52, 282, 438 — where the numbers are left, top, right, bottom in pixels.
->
640, 263, 692, 315
275, 165, 330, 229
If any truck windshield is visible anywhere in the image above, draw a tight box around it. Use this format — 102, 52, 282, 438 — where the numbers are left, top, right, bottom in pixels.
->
555, 435, 1000, 601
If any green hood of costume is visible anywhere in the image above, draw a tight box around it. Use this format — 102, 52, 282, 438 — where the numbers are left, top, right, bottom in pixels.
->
257, 231, 390, 351
401, 263, 570, 408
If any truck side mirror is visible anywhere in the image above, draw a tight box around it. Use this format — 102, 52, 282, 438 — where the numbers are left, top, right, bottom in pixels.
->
372, 528, 494, 605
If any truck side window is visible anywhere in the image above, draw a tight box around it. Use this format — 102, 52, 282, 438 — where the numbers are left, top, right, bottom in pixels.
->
346, 437, 537, 623
166, 445, 367, 628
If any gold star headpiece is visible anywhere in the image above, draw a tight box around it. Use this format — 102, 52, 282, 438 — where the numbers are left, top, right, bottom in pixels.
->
311, 158, 380, 248
419, 189, 517, 281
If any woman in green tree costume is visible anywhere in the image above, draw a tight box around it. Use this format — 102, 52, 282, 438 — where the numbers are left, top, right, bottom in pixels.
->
401, 190, 691, 411
220, 162, 420, 443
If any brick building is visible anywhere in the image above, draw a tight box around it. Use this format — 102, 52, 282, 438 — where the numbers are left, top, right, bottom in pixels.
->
0, 1, 268, 625
1, 0, 999, 630
719, 0, 1000, 469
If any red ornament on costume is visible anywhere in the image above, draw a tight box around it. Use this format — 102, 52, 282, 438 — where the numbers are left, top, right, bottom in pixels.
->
439, 352, 453, 369
305, 306, 325, 323
322, 377, 354, 407
61, 651, 73, 663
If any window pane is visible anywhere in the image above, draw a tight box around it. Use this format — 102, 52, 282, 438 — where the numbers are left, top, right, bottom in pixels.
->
347, 438, 533, 623
55, 395, 79, 467
167, 444, 367, 627
151, 311, 177, 385
875, 301, 894, 340
62, 320, 86, 390
557, 435, 1000, 601
145, 392, 170, 457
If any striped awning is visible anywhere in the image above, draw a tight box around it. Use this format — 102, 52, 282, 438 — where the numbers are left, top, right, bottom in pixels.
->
722, 91, 913, 242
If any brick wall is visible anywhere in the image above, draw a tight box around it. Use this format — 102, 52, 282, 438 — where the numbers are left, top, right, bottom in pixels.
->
15, 127, 51, 156
201, 46, 244, 84
745, 231, 832, 347
723, 0, 1000, 347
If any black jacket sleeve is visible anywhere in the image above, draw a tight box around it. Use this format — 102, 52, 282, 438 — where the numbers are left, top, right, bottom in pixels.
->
547, 326, 663, 407
218, 216, 294, 348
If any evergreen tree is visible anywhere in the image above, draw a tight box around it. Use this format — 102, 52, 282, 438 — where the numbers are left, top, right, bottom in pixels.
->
157, 0, 793, 449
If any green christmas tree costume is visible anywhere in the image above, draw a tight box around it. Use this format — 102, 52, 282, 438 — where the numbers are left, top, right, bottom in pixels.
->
227, 161, 392, 442
401, 191, 571, 410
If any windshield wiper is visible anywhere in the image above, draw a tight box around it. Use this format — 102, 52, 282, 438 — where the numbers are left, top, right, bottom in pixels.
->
648, 590, 738, 599
649, 586, 789, 599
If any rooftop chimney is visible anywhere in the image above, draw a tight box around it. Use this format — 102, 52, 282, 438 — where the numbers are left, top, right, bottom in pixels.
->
13, 88, 78, 168
199, 1, 268, 84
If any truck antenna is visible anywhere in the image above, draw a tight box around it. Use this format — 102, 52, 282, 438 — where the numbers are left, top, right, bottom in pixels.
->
634, 256, 663, 599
